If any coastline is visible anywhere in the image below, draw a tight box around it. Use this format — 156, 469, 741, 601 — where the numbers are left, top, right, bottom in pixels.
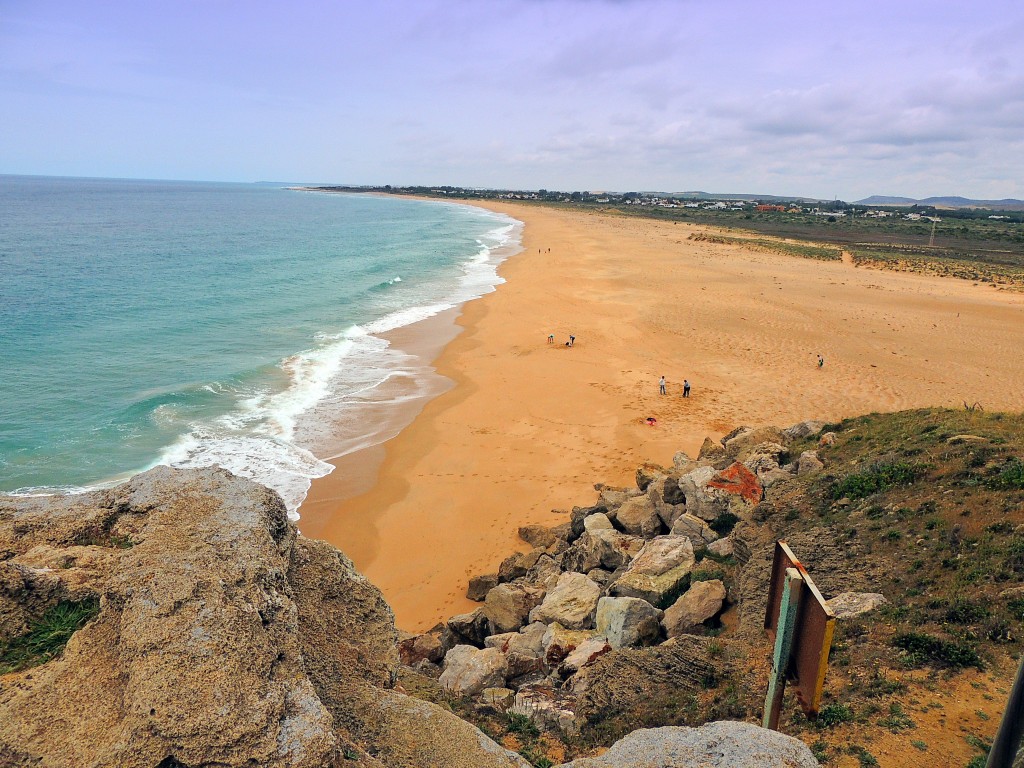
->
300, 200, 1024, 632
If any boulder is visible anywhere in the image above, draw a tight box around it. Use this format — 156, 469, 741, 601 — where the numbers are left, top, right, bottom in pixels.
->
499, 549, 544, 583
671, 450, 694, 469
610, 536, 696, 608
556, 721, 819, 767
826, 592, 888, 619
706, 462, 764, 506
595, 596, 662, 649
662, 580, 727, 637
570, 505, 607, 540
439, 645, 509, 697
368, 690, 532, 768
447, 608, 491, 646
529, 572, 602, 629
698, 436, 726, 461
707, 536, 733, 558
635, 462, 665, 492
819, 431, 837, 446
796, 450, 825, 475
480, 687, 516, 711
557, 637, 612, 677
740, 442, 788, 473
484, 582, 546, 634
669, 513, 719, 549
518, 524, 558, 550
467, 573, 499, 601
485, 622, 548, 679
583, 513, 614, 532
611, 495, 663, 538
399, 630, 445, 665
722, 426, 786, 456
543, 622, 601, 665
783, 420, 827, 441
563, 530, 644, 573
758, 466, 794, 488
675, 465, 727, 521
586, 568, 614, 588
525, 553, 563, 590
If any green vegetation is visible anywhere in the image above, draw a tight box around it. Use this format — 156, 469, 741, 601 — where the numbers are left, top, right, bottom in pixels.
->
988, 457, 1024, 489
0, 599, 100, 674
830, 461, 925, 500
891, 632, 984, 670
709, 511, 740, 535
816, 703, 854, 728
506, 711, 540, 740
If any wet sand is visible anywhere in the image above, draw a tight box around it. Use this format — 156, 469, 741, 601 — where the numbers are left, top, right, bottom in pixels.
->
300, 201, 1024, 631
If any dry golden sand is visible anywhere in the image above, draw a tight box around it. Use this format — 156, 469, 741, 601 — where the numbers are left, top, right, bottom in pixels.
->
300, 202, 1024, 632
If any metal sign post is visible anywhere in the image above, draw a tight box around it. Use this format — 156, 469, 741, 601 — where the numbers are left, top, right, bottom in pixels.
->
763, 540, 837, 729
763, 567, 803, 730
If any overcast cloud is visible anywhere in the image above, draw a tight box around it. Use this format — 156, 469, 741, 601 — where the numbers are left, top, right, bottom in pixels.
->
1, 0, 1021, 200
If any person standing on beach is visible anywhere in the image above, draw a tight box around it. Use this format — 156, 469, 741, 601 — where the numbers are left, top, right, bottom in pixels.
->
817, 354, 824, 368
683, 379, 691, 397
659, 375, 666, 395
569, 334, 575, 347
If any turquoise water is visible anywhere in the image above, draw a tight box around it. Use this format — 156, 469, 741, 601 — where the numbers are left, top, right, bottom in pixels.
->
0, 176, 520, 514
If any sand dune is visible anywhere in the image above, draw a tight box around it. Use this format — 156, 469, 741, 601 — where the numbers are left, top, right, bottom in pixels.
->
300, 202, 1024, 631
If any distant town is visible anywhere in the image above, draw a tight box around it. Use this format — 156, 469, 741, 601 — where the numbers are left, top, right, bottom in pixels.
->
302, 185, 1024, 221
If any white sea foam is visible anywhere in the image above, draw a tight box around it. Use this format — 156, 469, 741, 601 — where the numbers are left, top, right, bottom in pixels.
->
152, 205, 522, 520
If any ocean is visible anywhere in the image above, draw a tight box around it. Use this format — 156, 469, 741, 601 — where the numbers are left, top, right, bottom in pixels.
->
0, 176, 521, 517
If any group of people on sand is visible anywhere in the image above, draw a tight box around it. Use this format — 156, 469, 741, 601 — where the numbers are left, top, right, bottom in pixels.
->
548, 333, 575, 347
658, 375, 690, 397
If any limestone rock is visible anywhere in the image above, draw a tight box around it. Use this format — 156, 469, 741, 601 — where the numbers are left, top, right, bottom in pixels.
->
707, 536, 733, 558
529, 572, 601, 629
485, 622, 547, 679
440, 645, 509, 697
797, 450, 825, 475
671, 450, 693, 469
480, 687, 516, 711
448, 608, 491, 646
399, 630, 445, 666
722, 426, 786, 456
543, 622, 600, 665
556, 721, 819, 767
669, 513, 718, 549
369, 690, 532, 768
518, 524, 558, 550
826, 592, 888, 619
563, 530, 644, 573
595, 596, 662, 649
484, 582, 546, 634
583, 513, 614, 532
610, 536, 696, 608
819, 431, 837, 446
635, 462, 665, 492
468, 573, 499, 601
557, 637, 612, 677
611, 495, 663, 538
706, 462, 764, 506
570, 504, 607, 540
662, 580, 727, 637
510, 689, 582, 737
525, 553, 564, 590
499, 549, 544, 583
783, 420, 827, 441
698, 436, 726, 461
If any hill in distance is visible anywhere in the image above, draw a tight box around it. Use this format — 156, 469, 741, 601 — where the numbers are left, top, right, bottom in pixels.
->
857, 194, 1024, 211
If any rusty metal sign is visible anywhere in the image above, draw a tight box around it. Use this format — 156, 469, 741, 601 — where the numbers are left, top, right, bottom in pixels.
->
765, 540, 836, 717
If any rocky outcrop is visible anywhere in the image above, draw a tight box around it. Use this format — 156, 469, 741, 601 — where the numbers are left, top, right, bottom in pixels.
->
558, 721, 819, 767
0, 467, 527, 768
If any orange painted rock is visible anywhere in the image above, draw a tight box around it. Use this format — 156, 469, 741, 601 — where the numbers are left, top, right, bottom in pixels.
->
706, 462, 764, 505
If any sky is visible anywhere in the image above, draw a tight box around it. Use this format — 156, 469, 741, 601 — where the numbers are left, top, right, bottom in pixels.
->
1, 0, 1023, 201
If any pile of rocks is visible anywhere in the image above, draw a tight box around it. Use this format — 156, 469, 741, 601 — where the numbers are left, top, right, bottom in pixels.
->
401, 422, 831, 732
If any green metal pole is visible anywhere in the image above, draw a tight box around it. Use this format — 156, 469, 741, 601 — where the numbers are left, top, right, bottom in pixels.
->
987, 653, 1024, 768
764, 567, 803, 731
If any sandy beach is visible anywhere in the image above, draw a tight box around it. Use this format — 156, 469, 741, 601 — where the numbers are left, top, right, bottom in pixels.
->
299, 201, 1024, 632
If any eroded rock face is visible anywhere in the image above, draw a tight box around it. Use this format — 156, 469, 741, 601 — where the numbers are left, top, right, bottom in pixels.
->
0, 467, 526, 768
557, 721, 819, 767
